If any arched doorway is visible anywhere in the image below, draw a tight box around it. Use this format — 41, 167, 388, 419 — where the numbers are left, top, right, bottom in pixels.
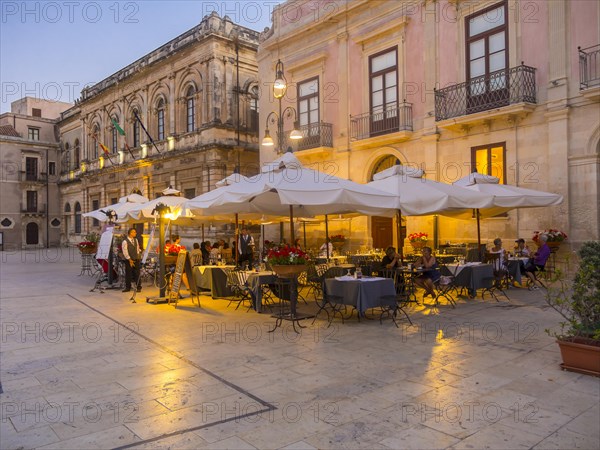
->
370, 155, 402, 249
26, 222, 39, 245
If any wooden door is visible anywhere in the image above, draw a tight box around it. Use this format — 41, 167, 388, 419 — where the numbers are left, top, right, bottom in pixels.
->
371, 216, 392, 249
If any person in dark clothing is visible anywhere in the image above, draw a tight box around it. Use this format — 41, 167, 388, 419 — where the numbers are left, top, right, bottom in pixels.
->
122, 228, 142, 292
238, 228, 255, 268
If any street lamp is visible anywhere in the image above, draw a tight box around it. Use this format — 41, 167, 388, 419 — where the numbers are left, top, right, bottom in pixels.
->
151, 202, 171, 298
262, 59, 302, 153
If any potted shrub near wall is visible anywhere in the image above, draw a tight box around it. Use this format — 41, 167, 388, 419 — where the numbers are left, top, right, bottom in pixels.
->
545, 241, 600, 376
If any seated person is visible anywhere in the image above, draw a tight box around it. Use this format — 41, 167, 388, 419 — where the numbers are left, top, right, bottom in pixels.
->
413, 246, 440, 298
210, 243, 221, 264
523, 235, 551, 290
514, 238, 531, 257
487, 237, 508, 277
190, 242, 202, 266
381, 246, 402, 270
319, 238, 333, 258
201, 241, 212, 265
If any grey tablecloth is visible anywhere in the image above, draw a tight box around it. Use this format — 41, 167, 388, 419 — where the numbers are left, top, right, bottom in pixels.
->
192, 266, 235, 298
507, 259, 527, 284
323, 277, 396, 314
441, 264, 494, 294
246, 272, 278, 313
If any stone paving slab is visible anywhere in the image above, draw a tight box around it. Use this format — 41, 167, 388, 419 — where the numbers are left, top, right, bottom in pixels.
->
1, 250, 599, 449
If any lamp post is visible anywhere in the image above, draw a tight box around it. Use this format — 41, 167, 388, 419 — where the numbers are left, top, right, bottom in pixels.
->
262, 59, 302, 153
151, 203, 171, 297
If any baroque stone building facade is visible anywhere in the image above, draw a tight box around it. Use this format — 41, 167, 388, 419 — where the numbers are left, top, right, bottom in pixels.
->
57, 12, 261, 245
258, 0, 599, 252
0, 98, 72, 249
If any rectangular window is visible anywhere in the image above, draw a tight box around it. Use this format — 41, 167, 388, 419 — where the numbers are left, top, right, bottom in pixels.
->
25, 157, 38, 181
369, 47, 398, 137
48, 161, 56, 176
466, 2, 508, 109
184, 188, 196, 199
187, 98, 195, 132
471, 142, 506, 183
133, 121, 140, 148
297, 77, 319, 129
28, 128, 40, 141
26, 191, 37, 212
92, 199, 100, 227
112, 127, 118, 153
32, 108, 42, 117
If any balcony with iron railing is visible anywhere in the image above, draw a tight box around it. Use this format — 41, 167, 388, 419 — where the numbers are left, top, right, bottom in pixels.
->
350, 102, 413, 142
295, 122, 333, 151
579, 44, 600, 97
19, 171, 47, 183
435, 64, 537, 125
20, 203, 46, 214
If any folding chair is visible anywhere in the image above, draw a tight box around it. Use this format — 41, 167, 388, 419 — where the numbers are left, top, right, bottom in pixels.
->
90, 257, 119, 292
434, 263, 458, 308
481, 253, 509, 301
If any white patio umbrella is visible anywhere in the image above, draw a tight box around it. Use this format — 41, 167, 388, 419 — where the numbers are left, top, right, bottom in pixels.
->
83, 193, 150, 223
183, 153, 399, 240
367, 164, 495, 252
453, 172, 564, 248
367, 165, 494, 215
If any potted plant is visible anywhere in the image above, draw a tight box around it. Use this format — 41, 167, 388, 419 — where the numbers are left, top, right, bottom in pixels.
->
267, 246, 310, 278
408, 232, 428, 249
77, 232, 100, 254
545, 241, 600, 376
533, 229, 568, 250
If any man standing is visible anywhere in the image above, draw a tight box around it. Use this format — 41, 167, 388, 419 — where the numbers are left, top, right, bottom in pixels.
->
238, 227, 254, 268
122, 228, 142, 292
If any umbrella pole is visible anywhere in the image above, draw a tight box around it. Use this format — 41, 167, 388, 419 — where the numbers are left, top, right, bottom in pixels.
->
303, 222, 307, 250
476, 209, 482, 253
235, 213, 239, 266
325, 214, 330, 260
289, 205, 295, 244
201, 223, 204, 242
396, 210, 404, 260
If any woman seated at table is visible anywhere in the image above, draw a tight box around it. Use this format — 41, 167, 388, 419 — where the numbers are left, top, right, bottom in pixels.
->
381, 246, 402, 270
201, 241, 211, 265
487, 237, 508, 278
414, 246, 440, 298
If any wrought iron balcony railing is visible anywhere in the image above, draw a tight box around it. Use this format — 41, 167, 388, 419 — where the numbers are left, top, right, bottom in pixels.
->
350, 102, 413, 141
579, 44, 600, 90
19, 171, 47, 182
296, 122, 333, 151
20, 203, 46, 214
434, 64, 537, 121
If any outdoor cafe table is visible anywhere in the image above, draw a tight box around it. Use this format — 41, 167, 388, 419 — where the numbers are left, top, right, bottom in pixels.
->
192, 265, 235, 298
246, 271, 277, 313
323, 276, 396, 316
507, 257, 528, 285
441, 263, 494, 297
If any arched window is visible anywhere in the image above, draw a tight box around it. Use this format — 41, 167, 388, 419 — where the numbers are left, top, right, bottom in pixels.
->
63, 143, 70, 174
26, 222, 39, 245
249, 85, 259, 133
132, 109, 141, 147
186, 86, 195, 132
64, 203, 71, 213
157, 99, 165, 140
74, 202, 82, 234
112, 115, 119, 153
92, 124, 99, 159
74, 139, 80, 168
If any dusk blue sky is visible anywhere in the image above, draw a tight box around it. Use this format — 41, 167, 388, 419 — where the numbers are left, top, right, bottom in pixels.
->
1, 1, 283, 114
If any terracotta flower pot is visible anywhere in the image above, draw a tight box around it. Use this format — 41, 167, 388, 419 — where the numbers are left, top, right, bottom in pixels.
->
557, 338, 600, 377
79, 246, 97, 254
411, 240, 427, 249
271, 265, 307, 278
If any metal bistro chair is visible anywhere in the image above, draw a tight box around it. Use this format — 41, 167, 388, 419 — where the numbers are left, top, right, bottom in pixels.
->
379, 268, 413, 326
433, 263, 458, 308
224, 268, 253, 311
481, 253, 509, 301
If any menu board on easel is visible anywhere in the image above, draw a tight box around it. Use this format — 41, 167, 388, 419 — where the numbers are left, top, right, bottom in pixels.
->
168, 250, 200, 306
96, 227, 114, 260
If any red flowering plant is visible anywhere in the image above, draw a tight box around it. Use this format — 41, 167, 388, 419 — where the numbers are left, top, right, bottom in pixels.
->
533, 229, 568, 243
77, 232, 100, 250
329, 234, 346, 243
267, 246, 310, 265
408, 232, 428, 243
164, 243, 184, 256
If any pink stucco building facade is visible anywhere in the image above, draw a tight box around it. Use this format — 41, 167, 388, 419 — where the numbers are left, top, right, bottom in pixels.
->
258, 0, 599, 253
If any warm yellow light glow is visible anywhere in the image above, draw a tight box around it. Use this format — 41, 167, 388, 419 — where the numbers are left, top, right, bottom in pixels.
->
141, 143, 148, 159
99, 156, 104, 169
262, 129, 274, 146
289, 129, 303, 140
80, 162, 86, 172
118, 151, 124, 164
167, 135, 175, 151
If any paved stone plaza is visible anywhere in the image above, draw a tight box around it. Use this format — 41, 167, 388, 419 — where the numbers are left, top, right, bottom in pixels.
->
1, 249, 599, 449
